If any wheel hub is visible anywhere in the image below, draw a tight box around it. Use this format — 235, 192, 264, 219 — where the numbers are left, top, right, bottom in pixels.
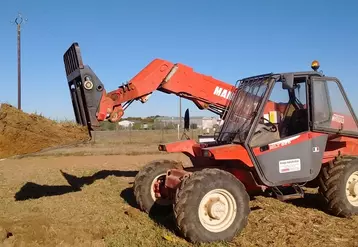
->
207, 198, 227, 220
150, 174, 172, 206
198, 189, 237, 233
348, 181, 358, 197
346, 171, 358, 206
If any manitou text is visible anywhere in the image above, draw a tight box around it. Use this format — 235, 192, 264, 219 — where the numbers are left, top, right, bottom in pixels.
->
213, 86, 234, 100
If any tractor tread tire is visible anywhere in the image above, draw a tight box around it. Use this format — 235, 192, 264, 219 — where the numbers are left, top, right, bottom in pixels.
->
133, 159, 182, 215
173, 168, 250, 243
318, 155, 358, 218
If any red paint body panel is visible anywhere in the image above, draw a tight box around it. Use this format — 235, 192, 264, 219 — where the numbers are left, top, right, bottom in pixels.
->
203, 144, 253, 167
159, 63, 235, 109
227, 168, 264, 192
163, 139, 199, 156
322, 135, 358, 163
97, 59, 236, 121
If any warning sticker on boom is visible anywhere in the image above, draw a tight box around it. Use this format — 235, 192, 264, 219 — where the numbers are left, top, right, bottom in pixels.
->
279, 158, 301, 173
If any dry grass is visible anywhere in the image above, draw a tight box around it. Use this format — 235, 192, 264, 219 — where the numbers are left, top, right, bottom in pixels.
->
13, 130, 203, 158
0, 103, 89, 159
0, 154, 357, 247
14, 142, 164, 159
90, 129, 203, 145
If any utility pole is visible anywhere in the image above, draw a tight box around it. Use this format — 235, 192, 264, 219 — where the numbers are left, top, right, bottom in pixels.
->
12, 13, 27, 110
179, 97, 182, 129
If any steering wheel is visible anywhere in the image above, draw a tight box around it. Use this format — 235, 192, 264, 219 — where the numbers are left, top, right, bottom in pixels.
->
259, 116, 278, 132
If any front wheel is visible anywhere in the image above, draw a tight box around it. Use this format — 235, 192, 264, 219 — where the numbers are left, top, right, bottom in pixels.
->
173, 168, 250, 243
133, 159, 183, 215
318, 155, 358, 217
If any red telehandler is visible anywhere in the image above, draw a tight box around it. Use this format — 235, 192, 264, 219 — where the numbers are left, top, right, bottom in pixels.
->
64, 43, 358, 243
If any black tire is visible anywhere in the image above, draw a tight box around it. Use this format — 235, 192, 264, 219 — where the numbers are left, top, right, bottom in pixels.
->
173, 168, 250, 243
133, 159, 182, 215
318, 155, 358, 218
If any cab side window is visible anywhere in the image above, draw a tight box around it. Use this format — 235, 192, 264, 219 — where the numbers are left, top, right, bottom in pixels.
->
312, 79, 358, 133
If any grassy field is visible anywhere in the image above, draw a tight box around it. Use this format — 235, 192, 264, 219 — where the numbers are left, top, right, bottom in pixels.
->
14, 130, 205, 158
0, 130, 357, 247
90, 129, 206, 145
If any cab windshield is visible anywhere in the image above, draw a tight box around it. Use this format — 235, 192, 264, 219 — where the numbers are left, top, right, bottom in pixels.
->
216, 75, 272, 143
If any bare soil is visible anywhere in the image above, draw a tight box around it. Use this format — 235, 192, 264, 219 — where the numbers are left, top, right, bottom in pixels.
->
0, 104, 89, 159
0, 154, 357, 247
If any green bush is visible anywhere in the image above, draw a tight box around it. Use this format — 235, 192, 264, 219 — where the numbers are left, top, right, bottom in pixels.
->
100, 121, 117, 131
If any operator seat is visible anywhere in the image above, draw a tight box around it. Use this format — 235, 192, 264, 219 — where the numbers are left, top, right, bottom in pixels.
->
250, 122, 281, 147
287, 108, 308, 136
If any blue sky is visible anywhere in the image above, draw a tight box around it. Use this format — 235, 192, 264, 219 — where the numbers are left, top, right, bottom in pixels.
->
0, 0, 357, 121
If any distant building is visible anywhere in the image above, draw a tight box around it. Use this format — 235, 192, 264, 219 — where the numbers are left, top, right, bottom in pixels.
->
118, 120, 134, 128
154, 116, 221, 130
202, 117, 220, 130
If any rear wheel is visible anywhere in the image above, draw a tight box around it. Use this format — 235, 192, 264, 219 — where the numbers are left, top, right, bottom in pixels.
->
318, 155, 358, 217
133, 159, 182, 215
173, 168, 250, 243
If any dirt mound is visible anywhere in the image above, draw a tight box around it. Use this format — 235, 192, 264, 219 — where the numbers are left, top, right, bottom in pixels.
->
0, 103, 89, 159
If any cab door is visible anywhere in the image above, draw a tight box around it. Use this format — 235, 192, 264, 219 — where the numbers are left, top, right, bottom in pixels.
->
251, 131, 328, 187
247, 78, 327, 187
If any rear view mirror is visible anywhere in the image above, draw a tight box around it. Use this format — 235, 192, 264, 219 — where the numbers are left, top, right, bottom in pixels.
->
184, 109, 190, 130
282, 73, 294, 90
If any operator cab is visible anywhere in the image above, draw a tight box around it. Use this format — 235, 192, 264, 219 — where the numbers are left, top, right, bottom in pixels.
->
250, 74, 309, 147
249, 61, 358, 149
216, 61, 358, 186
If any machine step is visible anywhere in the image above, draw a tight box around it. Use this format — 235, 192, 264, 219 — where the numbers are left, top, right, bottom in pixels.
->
271, 185, 305, 201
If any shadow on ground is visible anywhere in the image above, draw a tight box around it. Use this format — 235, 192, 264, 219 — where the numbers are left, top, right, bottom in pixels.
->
288, 191, 327, 212
252, 188, 330, 215
119, 187, 266, 237
120, 187, 180, 235
15, 170, 138, 201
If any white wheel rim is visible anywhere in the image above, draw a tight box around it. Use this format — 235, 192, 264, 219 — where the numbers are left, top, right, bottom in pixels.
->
345, 171, 358, 207
150, 174, 172, 206
198, 189, 237, 233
